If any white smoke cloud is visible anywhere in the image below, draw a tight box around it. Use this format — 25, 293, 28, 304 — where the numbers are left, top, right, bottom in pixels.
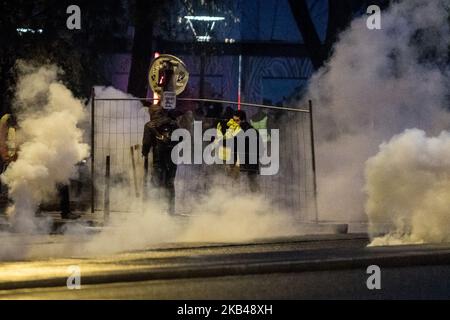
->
305, 0, 450, 224
5, 0, 448, 258
0, 79, 305, 260
1, 62, 90, 232
74, 187, 300, 257
6, 186, 302, 259
178, 188, 299, 242
366, 129, 450, 245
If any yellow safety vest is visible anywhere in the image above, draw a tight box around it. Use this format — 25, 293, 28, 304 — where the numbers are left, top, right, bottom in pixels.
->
216, 119, 242, 163
250, 116, 270, 142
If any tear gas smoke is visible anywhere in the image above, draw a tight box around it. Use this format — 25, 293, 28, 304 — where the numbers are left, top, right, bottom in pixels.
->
0, 81, 304, 261
366, 129, 450, 245
77, 187, 300, 257
1, 62, 90, 232
304, 0, 450, 244
5, 0, 447, 259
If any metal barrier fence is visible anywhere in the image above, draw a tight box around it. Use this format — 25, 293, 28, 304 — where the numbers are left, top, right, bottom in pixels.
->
89, 95, 318, 222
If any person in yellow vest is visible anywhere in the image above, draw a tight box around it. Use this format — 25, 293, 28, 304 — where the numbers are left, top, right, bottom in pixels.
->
216, 111, 243, 180
215, 110, 261, 191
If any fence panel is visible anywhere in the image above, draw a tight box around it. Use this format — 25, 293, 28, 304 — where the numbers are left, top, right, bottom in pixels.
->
90, 98, 316, 221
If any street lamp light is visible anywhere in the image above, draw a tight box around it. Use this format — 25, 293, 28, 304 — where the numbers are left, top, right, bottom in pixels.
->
184, 16, 225, 22
16, 28, 44, 35
183, 16, 225, 43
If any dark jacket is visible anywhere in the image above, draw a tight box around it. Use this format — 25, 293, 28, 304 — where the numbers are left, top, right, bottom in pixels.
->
142, 110, 179, 161
235, 121, 262, 173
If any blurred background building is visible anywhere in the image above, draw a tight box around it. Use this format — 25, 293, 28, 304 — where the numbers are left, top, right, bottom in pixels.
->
110, 0, 327, 108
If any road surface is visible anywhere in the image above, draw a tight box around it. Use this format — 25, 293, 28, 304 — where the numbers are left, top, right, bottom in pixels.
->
1, 233, 450, 299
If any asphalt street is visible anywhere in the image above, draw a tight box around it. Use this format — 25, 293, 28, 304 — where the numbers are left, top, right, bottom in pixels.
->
1, 233, 450, 299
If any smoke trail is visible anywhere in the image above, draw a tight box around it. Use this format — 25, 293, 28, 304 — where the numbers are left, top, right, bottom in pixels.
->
1, 62, 90, 232
305, 0, 450, 224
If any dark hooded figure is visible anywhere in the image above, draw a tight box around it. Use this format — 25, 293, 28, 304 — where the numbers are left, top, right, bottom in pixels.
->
142, 104, 179, 214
